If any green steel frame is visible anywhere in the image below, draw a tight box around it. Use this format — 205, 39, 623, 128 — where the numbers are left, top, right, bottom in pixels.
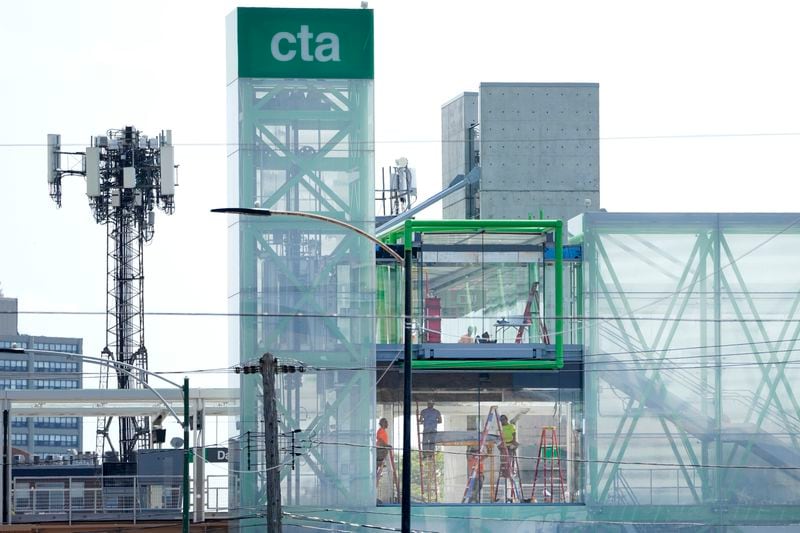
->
379, 219, 564, 370
230, 77, 375, 513
582, 213, 800, 526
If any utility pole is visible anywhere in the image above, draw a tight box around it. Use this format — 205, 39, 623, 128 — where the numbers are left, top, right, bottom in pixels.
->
235, 356, 306, 531
261, 353, 281, 531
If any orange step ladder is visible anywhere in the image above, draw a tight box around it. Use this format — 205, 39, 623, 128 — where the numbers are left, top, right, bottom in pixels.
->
515, 281, 550, 344
530, 426, 565, 503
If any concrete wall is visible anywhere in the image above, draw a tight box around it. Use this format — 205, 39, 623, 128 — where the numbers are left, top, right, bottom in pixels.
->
0, 297, 18, 336
441, 92, 478, 220
478, 83, 599, 223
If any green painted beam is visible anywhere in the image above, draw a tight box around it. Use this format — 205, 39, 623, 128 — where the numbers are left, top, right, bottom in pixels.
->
389, 218, 564, 369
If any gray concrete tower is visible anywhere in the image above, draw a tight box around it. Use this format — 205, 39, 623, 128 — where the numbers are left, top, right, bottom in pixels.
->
441, 82, 599, 224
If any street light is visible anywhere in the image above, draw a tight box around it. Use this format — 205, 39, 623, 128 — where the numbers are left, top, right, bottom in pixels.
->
210, 207, 404, 263
0, 346, 191, 533
212, 207, 414, 533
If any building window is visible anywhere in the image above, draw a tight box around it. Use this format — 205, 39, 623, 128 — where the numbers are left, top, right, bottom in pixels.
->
33, 379, 79, 389
11, 434, 28, 446
0, 379, 28, 390
33, 435, 78, 447
33, 417, 79, 429
34, 361, 79, 373
32, 343, 78, 354
0, 360, 28, 372
0, 341, 27, 349
11, 416, 27, 428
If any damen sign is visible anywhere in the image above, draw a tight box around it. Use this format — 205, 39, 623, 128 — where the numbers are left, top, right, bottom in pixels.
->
234, 7, 374, 80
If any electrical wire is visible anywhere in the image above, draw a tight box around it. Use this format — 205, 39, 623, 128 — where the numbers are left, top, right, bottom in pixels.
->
284, 505, 796, 528
306, 438, 800, 471
11, 308, 800, 322
7, 129, 800, 148
284, 511, 408, 532
31, 335, 800, 376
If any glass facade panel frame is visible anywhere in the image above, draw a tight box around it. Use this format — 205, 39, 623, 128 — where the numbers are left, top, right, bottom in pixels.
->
580, 212, 800, 526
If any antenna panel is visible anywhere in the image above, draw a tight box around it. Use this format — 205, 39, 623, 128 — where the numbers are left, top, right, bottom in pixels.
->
123, 167, 136, 188
47, 134, 61, 184
85, 147, 101, 197
160, 145, 175, 196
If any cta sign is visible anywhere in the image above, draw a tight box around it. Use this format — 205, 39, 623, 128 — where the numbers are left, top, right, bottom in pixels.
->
235, 7, 374, 80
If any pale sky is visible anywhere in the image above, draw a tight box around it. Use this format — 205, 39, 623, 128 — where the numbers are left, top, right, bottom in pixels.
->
1, 1, 800, 446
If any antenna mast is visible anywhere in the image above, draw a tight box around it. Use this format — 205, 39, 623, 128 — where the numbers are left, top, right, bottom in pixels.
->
47, 126, 176, 462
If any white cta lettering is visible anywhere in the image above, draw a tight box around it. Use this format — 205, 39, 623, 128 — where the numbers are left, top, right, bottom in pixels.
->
315, 32, 340, 62
270, 25, 341, 63
270, 31, 296, 61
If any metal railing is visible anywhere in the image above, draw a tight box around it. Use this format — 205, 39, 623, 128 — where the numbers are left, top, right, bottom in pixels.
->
12, 475, 184, 524
205, 474, 230, 514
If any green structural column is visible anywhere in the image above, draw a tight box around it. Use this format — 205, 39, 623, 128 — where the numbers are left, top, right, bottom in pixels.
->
182, 377, 189, 533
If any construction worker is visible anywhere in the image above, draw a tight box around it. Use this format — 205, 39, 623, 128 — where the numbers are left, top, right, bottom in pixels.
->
499, 414, 519, 478
376, 418, 390, 469
500, 414, 519, 452
459, 326, 476, 344
466, 446, 485, 502
418, 401, 442, 457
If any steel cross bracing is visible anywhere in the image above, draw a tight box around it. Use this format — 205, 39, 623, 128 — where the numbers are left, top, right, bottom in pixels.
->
234, 78, 374, 512
106, 206, 150, 460
583, 216, 800, 519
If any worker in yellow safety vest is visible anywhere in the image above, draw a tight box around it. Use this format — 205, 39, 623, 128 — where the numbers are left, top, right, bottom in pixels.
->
499, 414, 519, 474
500, 414, 519, 448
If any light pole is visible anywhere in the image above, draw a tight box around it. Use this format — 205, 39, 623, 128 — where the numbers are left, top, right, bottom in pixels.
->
210, 207, 403, 263
212, 207, 412, 532
0, 346, 191, 533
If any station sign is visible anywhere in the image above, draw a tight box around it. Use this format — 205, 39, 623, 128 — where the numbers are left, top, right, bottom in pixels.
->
235, 7, 374, 80
205, 447, 229, 463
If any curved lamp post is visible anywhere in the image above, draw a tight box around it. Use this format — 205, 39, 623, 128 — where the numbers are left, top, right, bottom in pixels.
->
210, 207, 403, 263
211, 207, 413, 532
0, 346, 191, 533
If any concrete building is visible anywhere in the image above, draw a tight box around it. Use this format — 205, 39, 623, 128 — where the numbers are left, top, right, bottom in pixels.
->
0, 297, 83, 456
442, 83, 600, 224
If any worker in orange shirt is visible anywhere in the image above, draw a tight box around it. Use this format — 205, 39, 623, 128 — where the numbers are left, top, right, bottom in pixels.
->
376, 418, 390, 469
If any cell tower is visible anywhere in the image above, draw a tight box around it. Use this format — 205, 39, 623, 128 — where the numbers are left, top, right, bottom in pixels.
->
47, 126, 176, 462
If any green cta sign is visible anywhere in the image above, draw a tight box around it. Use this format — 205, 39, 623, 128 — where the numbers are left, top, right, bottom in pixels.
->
236, 7, 374, 80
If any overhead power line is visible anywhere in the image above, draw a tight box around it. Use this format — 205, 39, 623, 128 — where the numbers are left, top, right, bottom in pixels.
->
4, 130, 800, 148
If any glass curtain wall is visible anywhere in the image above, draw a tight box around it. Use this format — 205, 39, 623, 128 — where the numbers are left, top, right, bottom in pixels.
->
227, 74, 376, 513
413, 233, 548, 347
581, 212, 800, 525
376, 371, 583, 506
